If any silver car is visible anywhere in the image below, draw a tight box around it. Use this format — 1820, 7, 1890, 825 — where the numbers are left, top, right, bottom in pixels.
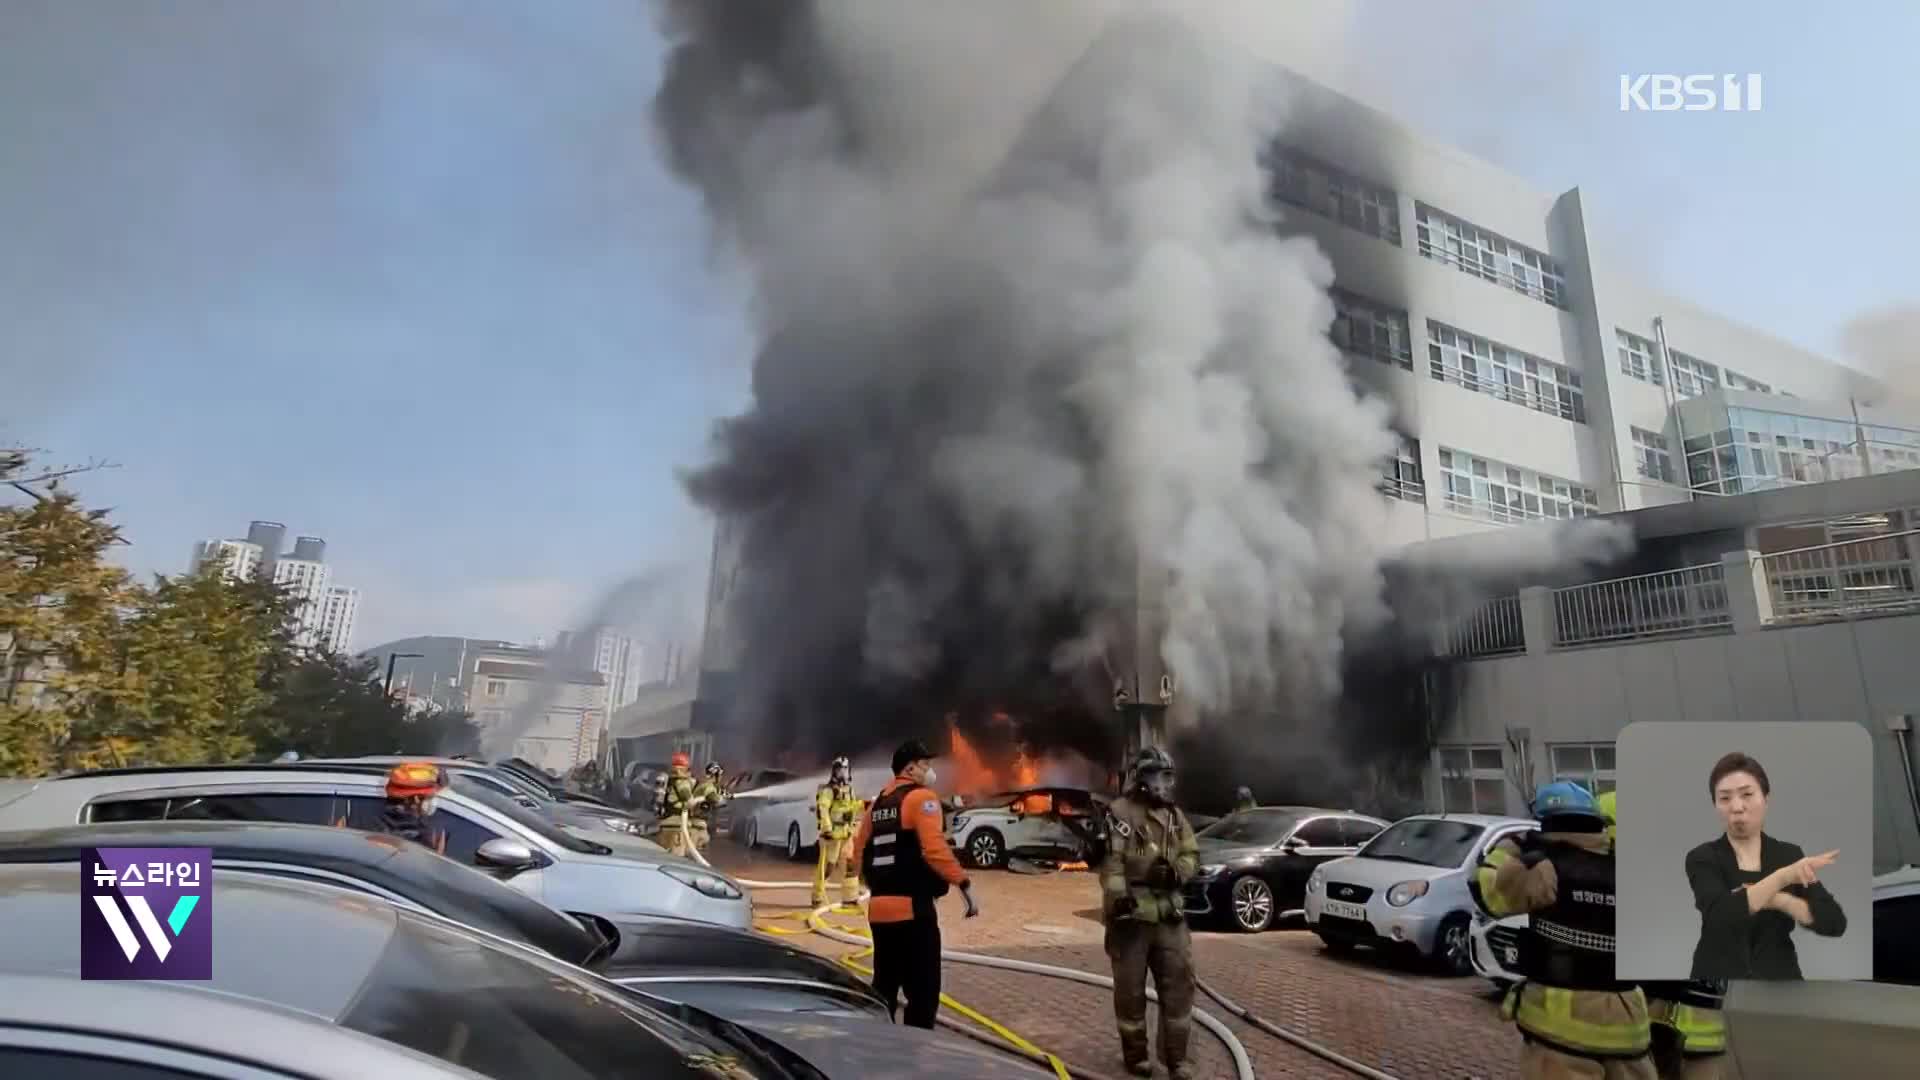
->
304, 755, 655, 840
1304, 812, 1535, 974
0, 763, 751, 929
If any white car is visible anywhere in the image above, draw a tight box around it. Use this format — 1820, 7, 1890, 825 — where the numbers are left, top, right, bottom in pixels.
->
945, 788, 1109, 870
740, 767, 894, 861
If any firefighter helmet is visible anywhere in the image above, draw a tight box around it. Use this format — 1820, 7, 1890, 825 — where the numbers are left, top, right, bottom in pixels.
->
706, 761, 724, 779
830, 756, 851, 784
670, 752, 691, 770
1130, 746, 1176, 806
1531, 780, 1605, 831
385, 761, 448, 800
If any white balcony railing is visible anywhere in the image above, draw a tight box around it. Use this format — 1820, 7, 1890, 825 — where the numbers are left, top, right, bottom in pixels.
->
1760, 529, 1920, 622
1441, 594, 1526, 658
1552, 563, 1731, 646
1428, 363, 1585, 424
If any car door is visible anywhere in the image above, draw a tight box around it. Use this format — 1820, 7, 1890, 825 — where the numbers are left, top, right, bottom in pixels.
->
1271, 816, 1348, 907
337, 794, 541, 898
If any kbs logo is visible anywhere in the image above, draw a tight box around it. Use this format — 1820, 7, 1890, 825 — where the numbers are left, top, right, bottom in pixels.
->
1619, 74, 1763, 112
81, 847, 212, 980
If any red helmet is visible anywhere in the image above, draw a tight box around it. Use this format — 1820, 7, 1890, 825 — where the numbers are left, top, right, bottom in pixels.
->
386, 761, 447, 800
671, 752, 691, 769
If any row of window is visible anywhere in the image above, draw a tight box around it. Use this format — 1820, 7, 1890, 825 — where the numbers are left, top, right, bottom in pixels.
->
1614, 329, 1776, 398
1428, 320, 1585, 424
1632, 426, 1677, 484
1437, 447, 1599, 524
1331, 288, 1414, 370
1682, 409, 1920, 495
1437, 742, 1616, 815
1264, 145, 1568, 313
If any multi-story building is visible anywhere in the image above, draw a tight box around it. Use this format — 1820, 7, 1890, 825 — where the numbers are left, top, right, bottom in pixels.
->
463, 642, 610, 773
187, 539, 264, 583
1250, 69, 1912, 550
317, 586, 359, 655
556, 627, 639, 712
191, 522, 365, 654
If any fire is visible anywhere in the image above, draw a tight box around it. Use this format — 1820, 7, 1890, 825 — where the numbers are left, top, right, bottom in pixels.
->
945, 713, 1059, 796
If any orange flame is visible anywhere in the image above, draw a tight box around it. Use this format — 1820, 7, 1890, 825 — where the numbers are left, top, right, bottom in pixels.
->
947, 724, 999, 795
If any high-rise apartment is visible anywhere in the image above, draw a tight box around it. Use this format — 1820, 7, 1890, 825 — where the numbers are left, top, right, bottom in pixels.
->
318, 586, 359, 655
191, 522, 365, 653
557, 627, 638, 711
187, 539, 264, 583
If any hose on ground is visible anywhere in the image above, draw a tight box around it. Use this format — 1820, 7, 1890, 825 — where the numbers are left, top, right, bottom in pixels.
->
934, 1015, 1123, 1080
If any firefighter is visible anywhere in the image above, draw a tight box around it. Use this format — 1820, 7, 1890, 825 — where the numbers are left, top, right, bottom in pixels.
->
853, 738, 977, 1029
1471, 780, 1655, 1079
1598, 790, 1729, 1080
813, 755, 864, 907
655, 753, 699, 856
1232, 786, 1257, 813
378, 761, 449, 856
689, 760, 729, 853
1101, 746, 1201, 1080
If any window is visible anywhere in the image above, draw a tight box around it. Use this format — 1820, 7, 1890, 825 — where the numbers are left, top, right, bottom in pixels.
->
1330, 288, 1412, 369
1438, 746, 1507, 814
1293, 818, 1346, 848
88, 797, 173, 823
1615, 329, 1664, 386
1415, 204, 1569, 309
1262, 144, 1403, 245
166, 792, 339, 825
1427, 321, 1585, 423
1874, 894, 1919, 986
1382, 434, 1425, 503
1341, 818, 1385, 847
486, 678, 506, 698
340, 796, 506, 866
1725, 369, 1772, 394
1437, 447, 1599, 525
0, 1050, 213, 1079
1549, 743, 1617, 796
1632, 426, 1676, 484
1667, 350, 1721, 398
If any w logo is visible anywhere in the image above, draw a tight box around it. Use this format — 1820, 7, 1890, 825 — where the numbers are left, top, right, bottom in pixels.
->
81, 847, 213, 980
91, 893, 201, 963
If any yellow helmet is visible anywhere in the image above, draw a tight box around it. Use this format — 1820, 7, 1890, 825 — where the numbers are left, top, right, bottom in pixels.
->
1596, 790, 1617, 826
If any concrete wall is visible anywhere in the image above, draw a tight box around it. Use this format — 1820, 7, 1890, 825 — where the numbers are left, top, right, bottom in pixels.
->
1435, 615, 1920, 874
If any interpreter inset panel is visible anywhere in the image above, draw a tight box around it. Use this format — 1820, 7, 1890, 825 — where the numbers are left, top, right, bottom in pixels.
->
1615, 720, 1873, 982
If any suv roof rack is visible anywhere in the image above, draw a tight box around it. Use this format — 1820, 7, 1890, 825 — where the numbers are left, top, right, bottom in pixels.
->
51, 762, 397, 782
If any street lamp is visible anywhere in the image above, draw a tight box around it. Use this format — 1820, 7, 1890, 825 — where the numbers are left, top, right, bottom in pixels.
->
384, 652, 424, 700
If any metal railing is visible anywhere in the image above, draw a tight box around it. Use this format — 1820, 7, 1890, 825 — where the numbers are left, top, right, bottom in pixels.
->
1552, 563, 1731, 646
1441, 594, 1526, 658
1379, 474, 1426, 504
1760, 528, 1920, 622
1428, 363, 1585, 424
1415, 238, 1571, 310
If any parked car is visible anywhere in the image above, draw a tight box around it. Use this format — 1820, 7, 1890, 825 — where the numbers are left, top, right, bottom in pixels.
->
717, 768, 798, 840
0, 973, 488, 1079
304, 755, 653, 839
0, 763, 752, 929
945, 787, 1112, 870
0, 864, 1049, 1079
741, 766, 895, 861
1304, 812, 1534, 972
0, 820, 888, 1019
1183, 806, 1389, 932
495, 757, 625, 813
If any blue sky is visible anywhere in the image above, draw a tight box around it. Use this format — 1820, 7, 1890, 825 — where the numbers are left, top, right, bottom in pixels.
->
2, 1, 1914, 648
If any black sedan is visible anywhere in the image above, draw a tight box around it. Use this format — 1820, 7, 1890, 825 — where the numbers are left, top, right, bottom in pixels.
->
1182, 806, 1389, 932
0, 862, 1048, 1079
0, 820, 886, 1019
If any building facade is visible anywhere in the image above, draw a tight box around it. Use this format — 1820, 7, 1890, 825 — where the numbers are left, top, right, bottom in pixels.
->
188, 539, 264, 583
464, 642, 610, 773
1256, 70, 1908, 552
193, 522, 364, 654
317, 586, 359, 655
556, 627, 639, 712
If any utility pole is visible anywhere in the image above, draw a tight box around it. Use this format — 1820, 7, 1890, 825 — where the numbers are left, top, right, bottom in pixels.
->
384, 652, 423, 700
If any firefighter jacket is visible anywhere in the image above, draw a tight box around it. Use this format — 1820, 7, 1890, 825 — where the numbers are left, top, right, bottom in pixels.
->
660, 770, 696, 820
1644, 981, 1728, 1055
688, 778, 725, 821
856, 780, 965, 920
1472, 829, 1651, 1058
816, 783, 862, 841
1100, 795, 1199, 925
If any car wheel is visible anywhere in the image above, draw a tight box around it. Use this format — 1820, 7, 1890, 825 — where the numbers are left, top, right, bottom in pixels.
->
1229, 875, 1275, 933
1435, 913, 1474, 976
967, 829, 1005, 869
786, 823, 803, 861
745, 817, 759, 850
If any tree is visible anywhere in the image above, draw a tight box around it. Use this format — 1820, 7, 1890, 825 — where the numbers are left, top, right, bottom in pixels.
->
0, 450, 134, 775
249, 652, 479, 760
61, 558, 298, 770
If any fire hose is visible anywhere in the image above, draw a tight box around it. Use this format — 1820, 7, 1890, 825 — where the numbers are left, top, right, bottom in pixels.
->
673, 809, 1407, 1080
673, 811, 1251, 1080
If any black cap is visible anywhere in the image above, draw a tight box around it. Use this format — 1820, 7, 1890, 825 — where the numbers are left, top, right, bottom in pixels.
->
892, 738, 937, 775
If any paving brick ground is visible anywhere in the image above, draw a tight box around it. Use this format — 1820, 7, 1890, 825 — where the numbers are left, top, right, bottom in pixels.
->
711, 843, 1524, 1080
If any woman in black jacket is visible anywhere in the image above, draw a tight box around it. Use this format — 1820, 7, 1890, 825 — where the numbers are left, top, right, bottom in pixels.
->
1685, 752, 1846, 980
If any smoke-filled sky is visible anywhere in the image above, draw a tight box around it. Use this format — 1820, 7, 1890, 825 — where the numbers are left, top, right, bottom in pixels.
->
1, 0, 1914, 652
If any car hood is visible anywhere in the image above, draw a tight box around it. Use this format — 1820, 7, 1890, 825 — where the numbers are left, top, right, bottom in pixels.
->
1318, 855, 1461, 887
730, 1010, 1047, 1078
589, 830, 672, 858
598, 916, 876, 1001
1195, 838, 1272, 863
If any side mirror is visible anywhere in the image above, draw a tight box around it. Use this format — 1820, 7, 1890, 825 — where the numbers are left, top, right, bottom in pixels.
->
1279, 837, 1305, 853
475, 838, 541, 874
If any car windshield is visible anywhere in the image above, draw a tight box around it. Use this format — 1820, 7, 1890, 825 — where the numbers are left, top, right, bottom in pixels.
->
453, 778, 611, 856
1197, 810, 1308, 845
341, 910, 773, 1080
1360, 818, 1488, 868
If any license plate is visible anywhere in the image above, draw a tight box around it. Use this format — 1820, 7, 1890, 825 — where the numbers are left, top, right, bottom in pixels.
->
1321, 899, 1367, 921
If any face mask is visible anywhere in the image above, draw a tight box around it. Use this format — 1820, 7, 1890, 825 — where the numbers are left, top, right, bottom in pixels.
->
921, 766, 937, 785
1144, 773, 1176, 804
419, 797, 438, 817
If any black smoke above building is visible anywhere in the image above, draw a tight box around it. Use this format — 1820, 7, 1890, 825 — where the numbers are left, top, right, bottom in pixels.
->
649, 1, 1630, 772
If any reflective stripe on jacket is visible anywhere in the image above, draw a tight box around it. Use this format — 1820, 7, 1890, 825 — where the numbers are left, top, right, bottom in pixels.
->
1647, 997, 1727, 1055
1502, 982, 1652, 1058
